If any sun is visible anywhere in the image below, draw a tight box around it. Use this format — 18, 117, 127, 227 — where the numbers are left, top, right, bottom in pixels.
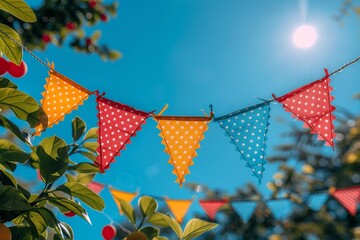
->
292, 25, 317, 48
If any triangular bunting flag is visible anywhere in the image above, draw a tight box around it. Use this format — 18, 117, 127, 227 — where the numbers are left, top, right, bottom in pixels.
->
306, 192, 329, 211
214, 101, 271, 183
231, 201, 257, 223
87, 181, 105, 194
96, 95, 151, 172
199, 199, 228, 220
109, 187, 138, 214
165, 199, 193, 223
266, 199, 293, 220
273, 69, 336, 147
35, 70, 92, 135
332, 186, 360, 216
153, 108, 213, 186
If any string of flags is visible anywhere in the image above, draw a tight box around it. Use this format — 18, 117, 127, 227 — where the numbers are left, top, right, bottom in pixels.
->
89, 183, 360, 223
29, 61, 353, 185
4, 30, 359, 185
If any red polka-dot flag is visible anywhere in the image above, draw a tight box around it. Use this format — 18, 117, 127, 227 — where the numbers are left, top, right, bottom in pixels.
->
96, 95, 151, 172
153, 112, 213, 187
199, 199, 228, 220
273, 69, 336, 147
332, 186, 360, 216
35, 70, 92, 135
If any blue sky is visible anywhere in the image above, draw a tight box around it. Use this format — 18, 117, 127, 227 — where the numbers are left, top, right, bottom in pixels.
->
11, 0, 360, 238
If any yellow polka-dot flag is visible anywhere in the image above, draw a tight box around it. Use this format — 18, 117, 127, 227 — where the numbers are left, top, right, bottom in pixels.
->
109, 187, 138, 214
153, 106, 213, 187
34, 70, 92, 135
165, 198, 193, 223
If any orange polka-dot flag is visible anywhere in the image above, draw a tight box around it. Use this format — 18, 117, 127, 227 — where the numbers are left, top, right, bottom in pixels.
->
153, 106, 213, 186
272, 69, 336, 148
34, 70, 92, 135
109, 187, 138, 214
96, 95, 152, 172
165, 198, 193, 223
332, 186, 360, 216
199, 199, 228, 220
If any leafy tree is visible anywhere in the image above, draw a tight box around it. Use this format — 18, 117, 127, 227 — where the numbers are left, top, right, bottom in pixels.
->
0, 0, 120, 61
0, 1, 106, 239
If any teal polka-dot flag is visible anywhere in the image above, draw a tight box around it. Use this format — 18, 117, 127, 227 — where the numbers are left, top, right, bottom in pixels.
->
266, 199, 293, 220
307, 192, 329, 211
214, 101, 271, 183
231, 201, 257, 223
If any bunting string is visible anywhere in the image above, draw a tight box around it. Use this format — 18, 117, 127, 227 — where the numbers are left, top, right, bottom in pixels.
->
1, 29, 360, 184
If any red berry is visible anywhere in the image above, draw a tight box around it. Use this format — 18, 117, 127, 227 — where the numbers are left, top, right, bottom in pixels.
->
8, 61, 27, 78
85, 38, 92, 46
42, 34, 51, 43
66, 22, 76, 30
0, 58, 8, 75
100, 14, 108, 22
102, 225, 116, 240
64, 211, 76, 217
89, 0, 96, 8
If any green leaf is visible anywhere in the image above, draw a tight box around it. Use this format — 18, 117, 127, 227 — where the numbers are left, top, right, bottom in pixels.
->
0, 168, 17, 186
147, 213, 182, 239
37, 136, 69, 184
0, 161, 17, 171
182, 219, 218, 240
83, 127, 98, 140
78, 150, 97, 161
140, 226, 159, 239
0, 0, 36, 22
0, 24, 22, 65
68, 162, 100, 173
72, 117, 86, 142
0, 115, 28, 143
76, 173, 95, 185
0, 139, 30, 163
47, 197, 92, 224
0, 88, 41, 127
55, 182, 104, 211
118, 198, 136, 225
65, 173, 76, 182
9, 226, 33, 240
0, 185, 30, 211
152, 237, 168, 240
0, 77, 17, 88
82, 141, 98, 153
29, 211, 47, 234
139, 196, 158, 218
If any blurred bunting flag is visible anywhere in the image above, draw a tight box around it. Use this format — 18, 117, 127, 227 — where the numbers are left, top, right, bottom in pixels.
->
96, 95, 151, 172
332, 186, 360, 216
266, 199, 293, 220
272, 69, 336, 147
214, 101, 271, 183
231, 201, 257, 223
165, 199, 193, 223
35, 70, 92, 135
109, 187, 138, 214
153, 106, 213, 186
199, 199, 228, 220
306, 192, 329, 211
87, 181, 105, 194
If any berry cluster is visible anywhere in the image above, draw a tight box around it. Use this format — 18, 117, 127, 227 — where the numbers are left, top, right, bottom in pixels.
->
0, 58, 27, 78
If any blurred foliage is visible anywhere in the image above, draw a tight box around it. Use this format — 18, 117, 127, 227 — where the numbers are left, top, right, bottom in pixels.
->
0, 0, 121, 61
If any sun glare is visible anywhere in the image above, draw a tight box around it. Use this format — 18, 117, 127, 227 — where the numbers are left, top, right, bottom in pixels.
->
292, 25, 317, 48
